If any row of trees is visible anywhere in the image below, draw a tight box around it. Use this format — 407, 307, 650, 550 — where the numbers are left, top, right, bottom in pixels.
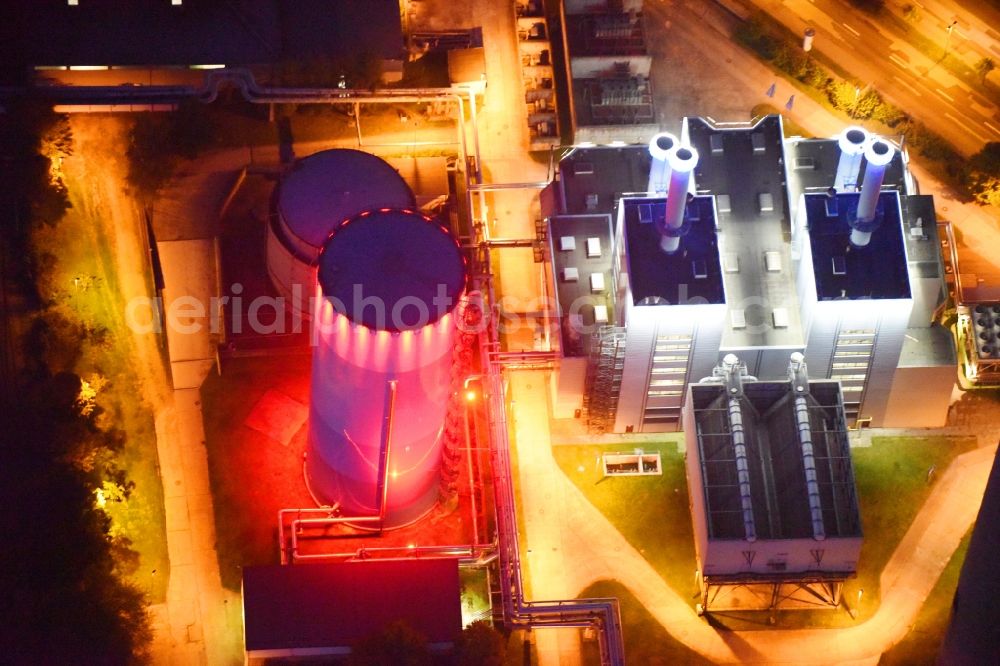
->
735, 16, 996, 204
0, 100, 150, 662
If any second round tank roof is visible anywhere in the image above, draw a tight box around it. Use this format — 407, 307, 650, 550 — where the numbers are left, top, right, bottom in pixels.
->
318, 208, 466, 332
278, 149, 415, 248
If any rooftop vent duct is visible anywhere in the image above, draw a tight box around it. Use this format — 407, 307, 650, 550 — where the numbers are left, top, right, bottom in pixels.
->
720, 353, 758, 543
647, 131, 678, 195
850, 137, 895, 247
788, 352, 826, 541
834, 126, 870, 191
657, 144, 698, 254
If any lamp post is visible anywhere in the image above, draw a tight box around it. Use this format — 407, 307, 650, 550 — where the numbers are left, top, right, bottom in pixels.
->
945, 20, 958, 53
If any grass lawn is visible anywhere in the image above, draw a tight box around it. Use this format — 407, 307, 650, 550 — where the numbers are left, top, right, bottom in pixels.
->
849, 435, 976, 623
551, 439, 699, 602
553, 435, 976, 632
879, 530, 971, 665
578, 581, 713, 666
33, 134, 171, 603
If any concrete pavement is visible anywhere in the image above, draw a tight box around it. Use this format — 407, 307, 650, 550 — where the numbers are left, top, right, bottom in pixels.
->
742, 0, 999, 154
508, 369, 996, 664
148, 389, 243, 665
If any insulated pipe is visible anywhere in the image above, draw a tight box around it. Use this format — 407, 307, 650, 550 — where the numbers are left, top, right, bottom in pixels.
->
722, 354, 758, 543
852, 137, 894, 246
834, 126, 870, 191
788, 352, 826, 540
658, 145, 699, 254
647, 132, 678, 195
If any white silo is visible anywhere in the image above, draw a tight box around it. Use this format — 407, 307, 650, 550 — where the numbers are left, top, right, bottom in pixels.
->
306, 207, 467, 528
267, 150, 415, 317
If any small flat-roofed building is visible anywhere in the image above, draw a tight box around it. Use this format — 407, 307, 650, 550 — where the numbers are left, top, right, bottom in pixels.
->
4, 0, 405, 86
548, 214, 615, 357
559, 1, 658, 143
242, 559, 462, 662
683, 354, 861, 612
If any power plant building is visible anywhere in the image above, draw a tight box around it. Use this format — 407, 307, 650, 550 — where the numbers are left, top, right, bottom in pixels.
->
683, 354, 861, 612
545, 115, 954, 433
306, 207, 466, 528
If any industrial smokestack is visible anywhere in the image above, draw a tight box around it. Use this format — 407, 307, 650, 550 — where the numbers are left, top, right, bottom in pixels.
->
834, 126, 869, 191
647, 131, 678, 195
850, 137, 894, 247
658, 144, 699, 254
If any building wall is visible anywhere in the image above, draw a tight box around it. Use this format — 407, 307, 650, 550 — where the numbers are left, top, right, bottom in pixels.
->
570, 55, 652, 79
615, 302, 726, 432
803, 298, 912, 426
700, 536, 862, 577
564, 0, 644, 14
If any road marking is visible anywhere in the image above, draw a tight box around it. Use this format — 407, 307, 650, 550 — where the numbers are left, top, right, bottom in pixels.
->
985, 121, 1000, 135
935, 88, 955, 102
842, 22, 861, 38
892, 76, 921, 96
888, 54, 909, 69
945, 112, 989, 142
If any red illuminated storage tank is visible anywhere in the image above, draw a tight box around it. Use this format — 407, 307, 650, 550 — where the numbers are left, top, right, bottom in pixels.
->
267, 150, 415, 318
307, 208, 467, 528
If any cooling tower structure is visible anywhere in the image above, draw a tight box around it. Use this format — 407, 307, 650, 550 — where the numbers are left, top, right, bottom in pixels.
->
306, 207, 467, 528
267, 149, 416, 317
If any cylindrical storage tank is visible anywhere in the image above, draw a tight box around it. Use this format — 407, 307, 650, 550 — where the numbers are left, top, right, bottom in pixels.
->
267, 150, 415, 318
306, 208, 467, 528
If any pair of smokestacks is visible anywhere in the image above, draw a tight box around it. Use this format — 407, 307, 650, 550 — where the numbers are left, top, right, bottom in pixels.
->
647, 132, 699, 254
834, 126, 896, 247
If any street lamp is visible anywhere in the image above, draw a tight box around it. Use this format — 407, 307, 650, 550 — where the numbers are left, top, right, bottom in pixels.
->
944, 20, 958, 53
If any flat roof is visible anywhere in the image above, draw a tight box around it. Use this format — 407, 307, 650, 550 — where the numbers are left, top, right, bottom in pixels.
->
803, 191, 912, 301
549, 214, 615, 356
559, 145, 650, 217
574, 76, 655, 128
785, 137, 907, 195
318, 209, 466, 331
565, 13, 647, 57
242, 559, 462, 653
685, 115, 805, 348
3, 0, 402, 78
622, 195, 725, 306
690, 379, 861, 541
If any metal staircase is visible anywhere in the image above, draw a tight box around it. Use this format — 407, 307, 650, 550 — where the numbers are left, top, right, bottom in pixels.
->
584, 326, 626, 433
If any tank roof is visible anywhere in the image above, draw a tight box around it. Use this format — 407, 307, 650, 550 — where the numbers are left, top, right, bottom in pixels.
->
278, 149, 415, 248
318, 208, 466, 331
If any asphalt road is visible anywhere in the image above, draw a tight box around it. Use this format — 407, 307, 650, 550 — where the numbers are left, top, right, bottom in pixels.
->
745, 0, 1000, 154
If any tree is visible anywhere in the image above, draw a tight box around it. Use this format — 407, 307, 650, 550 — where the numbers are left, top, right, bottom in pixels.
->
453, 621, 507, 666
349, 621, 432, 666
976, 57, 995, 82
966, 142, 1000, 206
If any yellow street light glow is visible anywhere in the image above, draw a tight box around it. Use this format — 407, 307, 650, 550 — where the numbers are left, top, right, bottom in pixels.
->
465, 389, 476, 402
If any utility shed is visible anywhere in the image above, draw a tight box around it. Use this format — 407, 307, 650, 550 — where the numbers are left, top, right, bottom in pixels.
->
242, 559, 462, 661
683, 354, 862, 613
